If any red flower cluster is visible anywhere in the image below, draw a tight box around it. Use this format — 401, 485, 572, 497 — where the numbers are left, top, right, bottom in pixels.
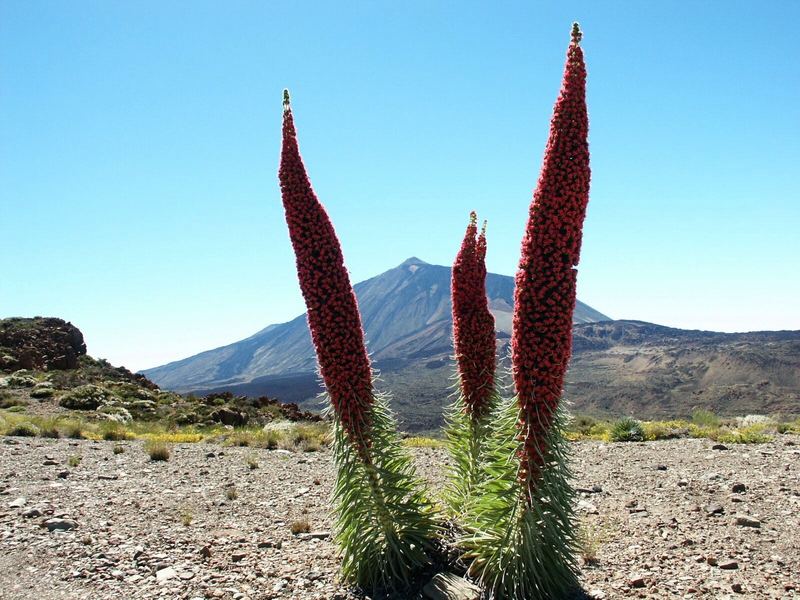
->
511, 25, 590, 480
279, 94, 373, 443
451, 212, 496, 418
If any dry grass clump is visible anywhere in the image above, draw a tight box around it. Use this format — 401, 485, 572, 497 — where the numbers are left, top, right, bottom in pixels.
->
144, 440, 171, 461
246, 453, 259, 469
290, 517, 311, 535
179, 507, 193, 526
100, 422, 134, 441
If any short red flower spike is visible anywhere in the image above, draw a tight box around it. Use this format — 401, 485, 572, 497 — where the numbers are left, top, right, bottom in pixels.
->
511, 23, 590, 483
279, 91, 373, 444
452, 212, 496, 419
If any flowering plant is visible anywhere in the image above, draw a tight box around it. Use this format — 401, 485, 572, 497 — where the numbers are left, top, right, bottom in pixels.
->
279, 90, 437, 592
460, 24, 590, 599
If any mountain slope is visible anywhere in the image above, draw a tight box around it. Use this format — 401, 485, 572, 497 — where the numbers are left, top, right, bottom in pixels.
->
163, 320, 800, 432
143, 257, 609, 390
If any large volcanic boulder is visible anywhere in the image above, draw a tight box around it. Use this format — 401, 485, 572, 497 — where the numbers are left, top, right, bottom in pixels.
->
0, 317, 87, 371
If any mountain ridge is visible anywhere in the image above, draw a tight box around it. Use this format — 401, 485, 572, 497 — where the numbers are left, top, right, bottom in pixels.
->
143, 259, 800, 431
142, 257, 609, 390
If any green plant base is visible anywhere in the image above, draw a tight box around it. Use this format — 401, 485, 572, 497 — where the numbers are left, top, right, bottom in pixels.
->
442, 391, 499, 518
459, 399, 580, 600
330, 394, 439, 592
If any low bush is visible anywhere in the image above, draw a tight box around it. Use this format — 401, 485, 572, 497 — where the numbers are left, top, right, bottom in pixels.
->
692, 408, 720, 428
6, 422, 39, 437
403, 436, 445, 448
610, 417, 645, 442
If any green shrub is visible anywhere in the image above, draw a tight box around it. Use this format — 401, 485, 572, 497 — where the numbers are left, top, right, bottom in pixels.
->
403, 436, 446, 448
59, 384, 118, 410
776, 418, 800, 434
6, 422, 39, 437
30, 386, 54, 399
717, 426, 772, 444
569, 414, 598, 436
643, 419, 690, 441
610, 417, 645, 442
692, 408, 720, 428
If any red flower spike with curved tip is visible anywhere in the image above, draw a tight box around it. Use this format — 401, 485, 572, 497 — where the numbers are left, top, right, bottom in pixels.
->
511, 23, 590, 484
279, 91, 373, 444
451, 212, 496, 419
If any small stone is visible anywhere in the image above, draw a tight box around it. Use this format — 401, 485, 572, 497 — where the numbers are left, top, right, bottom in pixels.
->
707, 556, 718, 566
422, 573, 481, 600
578, 500, 598, 514
712, 444, 728, 450
677, 479, 689, 487
731, 483, 747, 493
22, 508, 42, 518
57, 471, 70, 479
156, 567, 177, 582
98, 474, 118, 481
231, 552, 247, 562
306, 531, 330, 540
179, 571, 195, 581
705, 504, 725, 516
43, 460, 59, 466
655, 464, 667, 471
199, 545, 212, 559
8, 497, 26, 508
258, 540, 282, 549
41, 518, 78, 532
731, 583, 744, 593
719, 560, 739, 570
629, 575, 647, 589
735, 515, 761, 528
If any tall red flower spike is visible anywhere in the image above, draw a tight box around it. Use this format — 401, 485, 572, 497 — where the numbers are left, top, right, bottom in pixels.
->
511, 22, 590, 484
278, 90, 373, 444
451, 212, 496, 419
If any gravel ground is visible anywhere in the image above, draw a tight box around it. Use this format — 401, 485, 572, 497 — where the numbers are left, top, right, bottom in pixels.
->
0, 435, 798, 599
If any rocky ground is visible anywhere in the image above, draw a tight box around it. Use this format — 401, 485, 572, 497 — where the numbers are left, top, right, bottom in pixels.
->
0, 436, 798, 600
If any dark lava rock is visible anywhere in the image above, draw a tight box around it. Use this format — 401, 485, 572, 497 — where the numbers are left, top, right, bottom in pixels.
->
211, 408, 249, 427
0, 317, 86, 371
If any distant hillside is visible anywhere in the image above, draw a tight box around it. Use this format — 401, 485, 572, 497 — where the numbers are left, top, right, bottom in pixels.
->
142, 257, 609, 390
143, 259, 800, 431
193, 320, 800, 432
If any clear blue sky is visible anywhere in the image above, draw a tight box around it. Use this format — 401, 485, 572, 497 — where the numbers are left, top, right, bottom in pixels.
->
2, 1, 798, 371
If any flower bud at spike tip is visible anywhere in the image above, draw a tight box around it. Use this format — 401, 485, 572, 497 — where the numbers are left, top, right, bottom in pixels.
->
571, 22, 582, 45
511, 22, 590, 486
